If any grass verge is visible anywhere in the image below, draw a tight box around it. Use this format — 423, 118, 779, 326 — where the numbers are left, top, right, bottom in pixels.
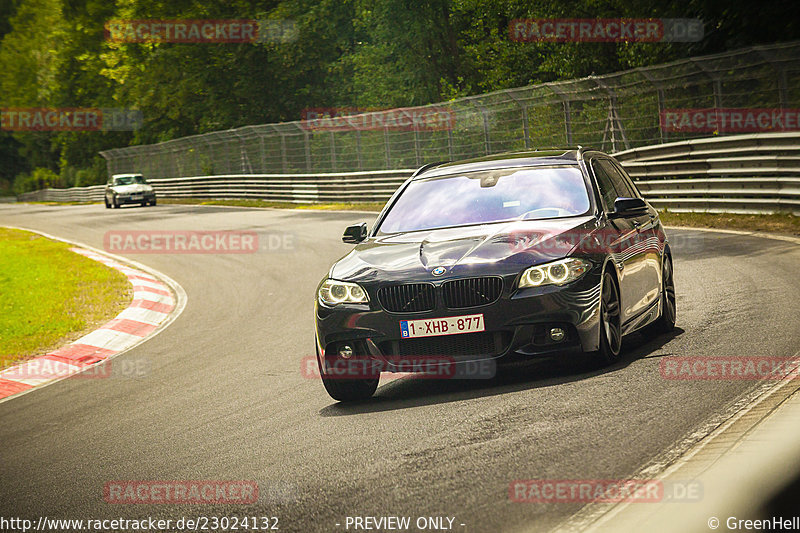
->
658, 211, 800, 237
0, 228, 132, 370
163, 199, 799, 236
19, 197, 800, 235
159, 197, 386, 211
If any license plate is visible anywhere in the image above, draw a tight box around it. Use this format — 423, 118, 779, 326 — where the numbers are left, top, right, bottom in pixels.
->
400, 314, 484, 339
131, 195, 142, 199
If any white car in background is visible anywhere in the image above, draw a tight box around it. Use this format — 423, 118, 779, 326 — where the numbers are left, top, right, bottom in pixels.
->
104, 173, 157, 208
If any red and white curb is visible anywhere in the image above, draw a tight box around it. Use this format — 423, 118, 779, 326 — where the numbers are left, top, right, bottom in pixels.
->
0, 230, 186, 402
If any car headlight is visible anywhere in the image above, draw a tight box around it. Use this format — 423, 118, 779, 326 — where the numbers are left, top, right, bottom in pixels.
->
518, 257, 592, 288
318, 279, 369, 306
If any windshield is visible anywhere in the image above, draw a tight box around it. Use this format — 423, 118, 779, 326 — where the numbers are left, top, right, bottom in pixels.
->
114, 176, 146, 185
378, 166, 591, 234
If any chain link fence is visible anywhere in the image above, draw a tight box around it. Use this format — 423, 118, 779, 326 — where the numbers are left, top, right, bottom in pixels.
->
100, 41, 800, 179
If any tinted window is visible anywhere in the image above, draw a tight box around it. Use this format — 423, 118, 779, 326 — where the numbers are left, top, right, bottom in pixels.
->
598, 159, 637, 199
590, 160, 619, 212
608, 160, 643, 199
378, 166, 591, 234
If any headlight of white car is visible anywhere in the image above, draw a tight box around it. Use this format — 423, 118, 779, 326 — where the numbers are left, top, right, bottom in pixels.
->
318, 279, 369, 306
518, 258, 592, 288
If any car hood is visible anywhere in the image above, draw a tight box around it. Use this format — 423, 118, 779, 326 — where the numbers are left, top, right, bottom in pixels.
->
330, 216, 598, 282
111, 184, 152, 193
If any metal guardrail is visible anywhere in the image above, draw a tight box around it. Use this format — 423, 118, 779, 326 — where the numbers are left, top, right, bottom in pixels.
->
616, 132, 800, 214
18, 132, 800, 215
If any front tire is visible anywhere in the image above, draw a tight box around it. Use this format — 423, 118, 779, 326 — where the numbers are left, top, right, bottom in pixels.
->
317, 345, 379, 402
104, 198, 111, 209
587, 270, 623, 366
651, 254, 676, 333
112, 196, 120, 208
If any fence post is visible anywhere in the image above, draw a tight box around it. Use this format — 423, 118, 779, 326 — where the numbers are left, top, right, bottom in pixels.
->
546, 83, 573, 145
330, 131, 336, 171
471, 100, 491, 155
507, 91, 531, 149
753, 46, 789, 109
297, 124, 311, 172
269, 125, 288, 173
689, 57, 723, 109
356, 130, 364, 170
594, 77, 630, 152
637, 67, 667, 144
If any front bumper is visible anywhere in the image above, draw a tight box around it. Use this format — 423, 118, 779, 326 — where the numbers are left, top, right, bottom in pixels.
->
314, 269, 603, 373
116, 192, 156, 204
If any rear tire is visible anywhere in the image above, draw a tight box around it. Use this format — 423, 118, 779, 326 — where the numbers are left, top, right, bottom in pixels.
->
317, 345, 379, 402
650, 254, 676, 334
587, 270, 622, 367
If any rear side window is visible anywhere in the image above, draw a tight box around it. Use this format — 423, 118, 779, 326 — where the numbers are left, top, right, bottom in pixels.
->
597, 159, 638, 199
608, 160, 643, 199
590, 160, 620, 212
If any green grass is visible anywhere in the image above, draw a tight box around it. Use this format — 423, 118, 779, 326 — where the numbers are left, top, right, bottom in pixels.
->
659, 211, 800, 237
20, 197, 800, 235
0, 228, 132, 369
159, 198, 386, 211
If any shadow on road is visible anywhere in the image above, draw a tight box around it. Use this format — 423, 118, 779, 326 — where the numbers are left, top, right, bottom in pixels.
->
319, 327, 685, 416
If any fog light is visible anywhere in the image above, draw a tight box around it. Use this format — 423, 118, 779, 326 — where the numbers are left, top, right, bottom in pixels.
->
549, 328, 566, 342
338, 345, 354, 359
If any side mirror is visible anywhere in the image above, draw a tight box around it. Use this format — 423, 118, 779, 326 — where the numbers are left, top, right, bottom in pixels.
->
611, 197, 647, 218
342, 222, 368, 244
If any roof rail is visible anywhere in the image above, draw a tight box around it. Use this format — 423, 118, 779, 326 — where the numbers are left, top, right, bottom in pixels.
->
411, 160, 449, 178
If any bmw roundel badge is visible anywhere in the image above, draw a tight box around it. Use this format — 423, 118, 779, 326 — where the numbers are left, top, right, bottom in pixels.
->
431, 266, 446, 276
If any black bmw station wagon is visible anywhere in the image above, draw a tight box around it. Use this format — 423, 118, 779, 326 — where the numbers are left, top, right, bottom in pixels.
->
314, 149, 676, 401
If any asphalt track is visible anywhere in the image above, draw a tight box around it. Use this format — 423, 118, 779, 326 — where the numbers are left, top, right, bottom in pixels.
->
1, 203, 799, 533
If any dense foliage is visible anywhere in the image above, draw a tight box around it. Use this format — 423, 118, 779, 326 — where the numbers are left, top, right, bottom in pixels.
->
1, 0, 798, 194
